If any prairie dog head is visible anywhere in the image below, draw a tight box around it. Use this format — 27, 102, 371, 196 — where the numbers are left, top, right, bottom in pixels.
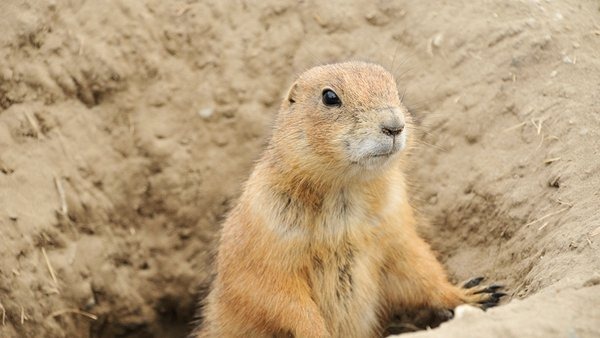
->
272, 62, 408, 180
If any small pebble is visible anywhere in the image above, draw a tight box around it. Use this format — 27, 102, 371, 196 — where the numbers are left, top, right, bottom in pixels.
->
432, 33, 444, 47
554, 12, 563, 21
198, 107, 214, 119
562, 55, 574, 64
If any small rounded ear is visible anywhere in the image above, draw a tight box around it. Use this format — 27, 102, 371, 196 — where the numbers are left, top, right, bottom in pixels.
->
286, 82, 298, 104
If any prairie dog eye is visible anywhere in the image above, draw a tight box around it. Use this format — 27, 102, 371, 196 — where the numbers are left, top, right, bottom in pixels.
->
322, 89, 341, 107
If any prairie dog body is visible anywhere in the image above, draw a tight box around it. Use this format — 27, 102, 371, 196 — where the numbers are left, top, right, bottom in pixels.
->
196, 62, 503, 337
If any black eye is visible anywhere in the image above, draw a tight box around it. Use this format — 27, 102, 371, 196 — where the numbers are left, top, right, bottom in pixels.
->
322, 89, 341, 107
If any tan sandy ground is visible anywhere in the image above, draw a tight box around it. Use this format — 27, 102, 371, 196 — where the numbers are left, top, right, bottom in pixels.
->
0, 1, 599, 337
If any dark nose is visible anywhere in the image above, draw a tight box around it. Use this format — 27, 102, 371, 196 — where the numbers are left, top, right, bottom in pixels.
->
381, 122, 404, 137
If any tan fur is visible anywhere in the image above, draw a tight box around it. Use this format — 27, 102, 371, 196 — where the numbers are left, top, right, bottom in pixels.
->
195, 62, 496, 337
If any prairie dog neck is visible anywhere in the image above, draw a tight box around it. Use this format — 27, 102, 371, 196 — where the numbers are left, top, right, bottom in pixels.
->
246, 153, 403, 241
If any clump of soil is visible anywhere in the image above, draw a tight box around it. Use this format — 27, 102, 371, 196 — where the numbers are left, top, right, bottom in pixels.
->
0, 1, 598, 337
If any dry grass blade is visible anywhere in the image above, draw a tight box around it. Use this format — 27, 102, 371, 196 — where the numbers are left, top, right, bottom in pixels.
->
0, 302, 5, 326
312, 14, 324, 26
544, 157, 561, 164
49, 308, 98, 320
524, 207, 570, 227
503, 121, 526, 132
41, 247, 59, 290
54, 176, 68, 216
427, 37, 434, 56
556, 198, 573, 207
20, 305, 27, 325
530, 118, 544, 135
586, 235, 593, 247
590, 226, 600, 237
535, 134, 545, 151
24, 111, 45, 139
538, 222, 549, 231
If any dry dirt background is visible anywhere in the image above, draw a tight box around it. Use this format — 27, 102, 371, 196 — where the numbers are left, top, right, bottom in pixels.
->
0, 0, 599, 337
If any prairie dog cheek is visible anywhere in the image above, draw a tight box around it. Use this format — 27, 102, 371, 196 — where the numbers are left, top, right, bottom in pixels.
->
395, 131, 407, 152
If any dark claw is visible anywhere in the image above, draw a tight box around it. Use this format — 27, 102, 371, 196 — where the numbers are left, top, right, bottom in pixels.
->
463, 276, 485, 289
474, 284, 505, 294
481, 302, 499, 310
477, 292, 507, 304
491, 292, 507, 300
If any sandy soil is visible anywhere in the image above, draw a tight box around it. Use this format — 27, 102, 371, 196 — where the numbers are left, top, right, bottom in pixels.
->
0, 0, 599, 337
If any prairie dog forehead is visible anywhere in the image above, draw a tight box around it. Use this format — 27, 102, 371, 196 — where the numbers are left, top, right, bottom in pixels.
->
297, 62, 401, 109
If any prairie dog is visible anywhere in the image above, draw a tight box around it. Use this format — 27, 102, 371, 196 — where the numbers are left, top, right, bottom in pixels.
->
195, 62, 503, 337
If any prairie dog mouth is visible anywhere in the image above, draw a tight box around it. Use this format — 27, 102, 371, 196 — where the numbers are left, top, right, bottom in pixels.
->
369, 151, 393, 158
347, 132, 407, 165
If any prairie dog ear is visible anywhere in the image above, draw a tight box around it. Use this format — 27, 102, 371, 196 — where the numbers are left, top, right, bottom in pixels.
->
286, 82, 298, 104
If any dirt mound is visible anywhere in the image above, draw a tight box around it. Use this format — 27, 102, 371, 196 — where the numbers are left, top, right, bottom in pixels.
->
0, 1, 598, 337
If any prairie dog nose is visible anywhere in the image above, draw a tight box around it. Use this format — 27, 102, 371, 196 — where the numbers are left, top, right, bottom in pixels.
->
381, 121, 405, 137
379, 106, 406, 137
